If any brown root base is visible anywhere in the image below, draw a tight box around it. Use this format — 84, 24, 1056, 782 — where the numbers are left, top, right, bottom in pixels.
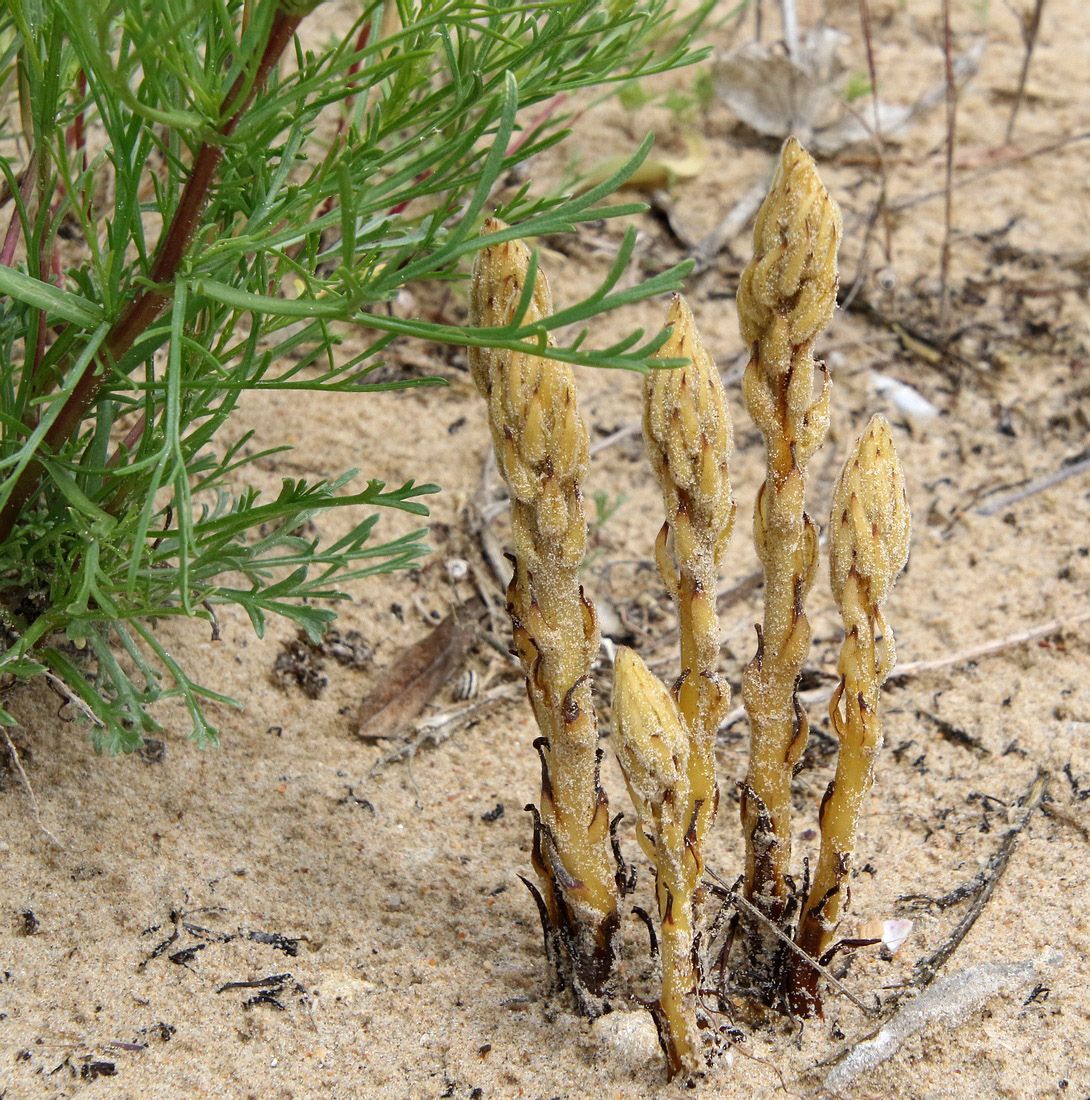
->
523, 803, 619, 1017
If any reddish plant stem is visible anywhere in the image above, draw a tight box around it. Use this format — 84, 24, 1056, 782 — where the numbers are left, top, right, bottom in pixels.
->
1005, 0, 1047, 144
0, 154, 36, 269
315, 21, 371, 224
65, 70, 89, 176
0, 8, 303, 544
856, 0, 892, 268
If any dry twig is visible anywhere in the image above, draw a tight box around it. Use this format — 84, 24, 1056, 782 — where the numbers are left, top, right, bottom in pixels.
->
910, 769, 1049, 989
3, 728, 64, 848
975, 452, 1090, 516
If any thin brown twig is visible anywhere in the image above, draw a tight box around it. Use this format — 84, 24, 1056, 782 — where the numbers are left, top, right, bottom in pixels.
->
689, 178, 768, 275
889, 130, 1090, 213
716, 607, 1090, 734
975, 453, 1090, 516
938, 0, 958, 332
3, 727, 64, 848
856, 0, 893, 268
890, 608, 1090, 678
706, 870, 881, 1017
1040, 802, 1090, 843
1005, 0, 1047, 143
367, 682, 520, 777
814, 770, 1053, 1087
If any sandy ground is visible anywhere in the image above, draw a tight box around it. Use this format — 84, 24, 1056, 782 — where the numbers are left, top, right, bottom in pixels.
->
3, 2, 1090, 1098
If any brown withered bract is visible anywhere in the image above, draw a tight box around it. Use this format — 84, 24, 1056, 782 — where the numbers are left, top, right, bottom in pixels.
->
469, 218, 618, 1015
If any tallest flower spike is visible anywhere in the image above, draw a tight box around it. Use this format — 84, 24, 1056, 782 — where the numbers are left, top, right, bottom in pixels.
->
469, 219, 618, 1015
735, 137, 842, 988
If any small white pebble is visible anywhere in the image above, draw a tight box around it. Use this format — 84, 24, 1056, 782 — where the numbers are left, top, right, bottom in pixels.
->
445, 557, 470, 581
591, 1009, 661, 1064
872, 372, 939, 425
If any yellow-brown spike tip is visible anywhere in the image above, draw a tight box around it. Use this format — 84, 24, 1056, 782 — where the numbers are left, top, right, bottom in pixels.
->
829, 413, 911, 608
644, 295, 733, 535
737, 137, 842, 351
612, 647, 689, 807
469, 219, 554, 395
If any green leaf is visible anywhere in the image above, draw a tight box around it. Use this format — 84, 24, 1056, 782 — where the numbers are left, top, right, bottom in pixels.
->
0, 266, 103, 327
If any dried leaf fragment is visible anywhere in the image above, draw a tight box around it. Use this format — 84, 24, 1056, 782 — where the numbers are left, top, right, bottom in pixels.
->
355, 599, 481, 742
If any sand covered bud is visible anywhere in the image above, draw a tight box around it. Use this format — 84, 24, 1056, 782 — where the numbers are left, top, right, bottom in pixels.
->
645, 295, 735, 565
737, 138, 840, 984
737, 137, 842, 353
613, 647, 689, 811
829, 413, 911, 610
788, 416, 911, 1015
469, 218, 553, 394
642, 297, 733, 846
469, 219, 617, 1014
612, 646, 705, 1079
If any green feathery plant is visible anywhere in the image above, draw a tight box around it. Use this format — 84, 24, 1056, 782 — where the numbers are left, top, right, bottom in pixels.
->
0, 0, 708, 753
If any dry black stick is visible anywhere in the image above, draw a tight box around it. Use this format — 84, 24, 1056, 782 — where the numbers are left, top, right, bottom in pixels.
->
911, 769, 1049, 990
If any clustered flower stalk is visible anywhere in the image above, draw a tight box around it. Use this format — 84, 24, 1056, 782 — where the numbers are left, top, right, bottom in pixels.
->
469, 219, 618, 1013
735, 137, 841, 973
471, 136, 913, 1074
608, 296, 734, 1077
786, 414, 910, 1015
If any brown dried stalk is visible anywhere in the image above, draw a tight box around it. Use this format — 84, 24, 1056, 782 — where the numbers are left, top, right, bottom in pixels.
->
612, 647, 705, 1079
736, 137, 841, 972
469, 219, 618, 1013
785, 413, 909, 1014
643, 294, 735, 851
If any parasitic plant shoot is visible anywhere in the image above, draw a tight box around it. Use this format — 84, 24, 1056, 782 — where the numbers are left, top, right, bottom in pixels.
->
612, 646, 706, 1078
472, 137, 912, 1079
623, 294, 734, 1076
735, 137, 841, 982
469, 219, 619, 1014
786, 414, 910, 1014
643, 295, 736, 851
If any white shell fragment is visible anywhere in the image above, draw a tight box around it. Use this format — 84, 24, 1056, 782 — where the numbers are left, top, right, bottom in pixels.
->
444, 557, 470, 581
857, 918, 913, 955
881, 919, 913, 955
872, 372, 939, 426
